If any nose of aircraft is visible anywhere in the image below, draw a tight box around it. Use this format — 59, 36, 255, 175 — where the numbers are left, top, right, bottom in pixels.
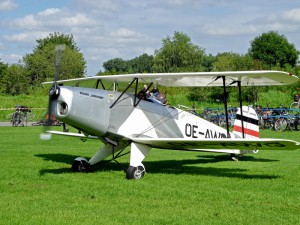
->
56, 87, 73, 118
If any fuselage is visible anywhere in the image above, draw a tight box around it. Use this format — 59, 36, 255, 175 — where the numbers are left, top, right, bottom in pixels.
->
55, 86, 231, 142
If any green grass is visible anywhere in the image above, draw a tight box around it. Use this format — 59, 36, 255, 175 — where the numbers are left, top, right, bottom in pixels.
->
0, 126, 299, 225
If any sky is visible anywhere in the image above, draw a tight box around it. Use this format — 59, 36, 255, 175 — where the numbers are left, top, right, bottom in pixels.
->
0, 0, 300, 76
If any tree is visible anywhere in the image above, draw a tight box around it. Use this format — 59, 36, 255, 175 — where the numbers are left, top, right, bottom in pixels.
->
102, 54, 154, 74
102, 58, 128, 73
1, 64, 29, 95
248, 31, 299, 68
188, 52, 265, 103
128, 54, 154, 73
0, 59, 8, 94
0, 59, 8, 76
153, 31, 206, 72
213, 52, 258, 71
23, 32, 86, 85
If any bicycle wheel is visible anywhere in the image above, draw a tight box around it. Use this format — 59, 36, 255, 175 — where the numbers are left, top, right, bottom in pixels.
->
274, 118, 287, 131
6, 113, 14, 120
290, 102, 299, 109
11, 112, 22, 126
26, 112, 36, 121
289, 118, 299, 131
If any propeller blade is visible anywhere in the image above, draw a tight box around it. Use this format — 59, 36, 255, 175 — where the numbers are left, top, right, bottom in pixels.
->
40, 44, 65, 140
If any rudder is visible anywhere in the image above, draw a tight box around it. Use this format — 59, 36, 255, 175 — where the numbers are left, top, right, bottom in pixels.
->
233, 106, 259, 139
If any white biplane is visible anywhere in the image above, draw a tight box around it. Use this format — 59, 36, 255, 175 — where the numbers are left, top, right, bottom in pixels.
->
42, 70, 300, 179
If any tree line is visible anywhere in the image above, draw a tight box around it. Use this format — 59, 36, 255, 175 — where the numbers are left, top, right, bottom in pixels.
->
0, 30, 299, 103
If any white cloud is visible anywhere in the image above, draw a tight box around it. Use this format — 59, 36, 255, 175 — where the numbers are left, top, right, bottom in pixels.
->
1, 0, 300, 76
38, 8, 61, 16
3, 31, 50, 43
0, 0, 17, 11
8, 8, 97, 31
0, 53, 22, 64
109, 28, 140, 39
282, 8, 300, 22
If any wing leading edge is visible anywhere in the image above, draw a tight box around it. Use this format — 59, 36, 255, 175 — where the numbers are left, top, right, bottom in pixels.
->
131, 137, 300, 151
42, 70, 299, 87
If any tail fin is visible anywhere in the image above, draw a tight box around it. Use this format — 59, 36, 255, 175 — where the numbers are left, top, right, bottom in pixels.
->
233, 106, 259, 139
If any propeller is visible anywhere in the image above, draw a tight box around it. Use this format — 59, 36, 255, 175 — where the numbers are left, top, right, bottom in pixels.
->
40, 44, 65, 140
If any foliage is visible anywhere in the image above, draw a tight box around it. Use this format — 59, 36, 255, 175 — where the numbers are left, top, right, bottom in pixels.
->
101, 53, 154, 74
35, 32, 80, 52
129, 53, 154, 73
0, 64, 29, 95
248, 31, 299, 68
153, 31, 206, 72
213, 52, 263, 71
23, 32, 86, 85
188, 52, 264, 103
0, 59, 9, 93
102, 58, 128, 73
0, 58, 8, 75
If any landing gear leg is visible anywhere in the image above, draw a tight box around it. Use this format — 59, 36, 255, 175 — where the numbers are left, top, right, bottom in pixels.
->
126, 142, 150, 180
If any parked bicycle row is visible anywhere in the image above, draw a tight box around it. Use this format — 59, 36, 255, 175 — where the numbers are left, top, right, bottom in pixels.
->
178, 104, 300, 131
5, 105, 62, 127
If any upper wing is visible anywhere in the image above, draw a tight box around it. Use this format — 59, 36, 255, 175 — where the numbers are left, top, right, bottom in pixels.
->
131, 137, 300, 151
42, 70, 298, 87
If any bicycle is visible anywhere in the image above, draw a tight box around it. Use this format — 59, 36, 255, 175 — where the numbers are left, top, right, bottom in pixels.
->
274, 109, 299, 131
257, 108, 276, 130
290, 94, 300, 108
6, 105, 36, 126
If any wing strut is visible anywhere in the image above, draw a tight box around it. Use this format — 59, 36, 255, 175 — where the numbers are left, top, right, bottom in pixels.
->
230, 80, 245, 138
110, 78, 138, 108
237, 81, 245, 138
222, 76, 230, 138
110, 77, 153, 108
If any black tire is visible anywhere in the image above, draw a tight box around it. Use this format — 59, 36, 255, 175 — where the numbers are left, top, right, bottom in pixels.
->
126, 165, 145, 180
72, 159, 91, 172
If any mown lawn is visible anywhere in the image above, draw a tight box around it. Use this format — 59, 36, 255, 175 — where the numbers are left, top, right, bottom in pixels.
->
0, 126, 299, 225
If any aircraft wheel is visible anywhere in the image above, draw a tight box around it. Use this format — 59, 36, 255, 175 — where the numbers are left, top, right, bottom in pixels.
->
72, 157, 91, 172
126, 165, 145, 180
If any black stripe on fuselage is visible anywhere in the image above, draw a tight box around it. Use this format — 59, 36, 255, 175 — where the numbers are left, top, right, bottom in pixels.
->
236, 114, 259, 125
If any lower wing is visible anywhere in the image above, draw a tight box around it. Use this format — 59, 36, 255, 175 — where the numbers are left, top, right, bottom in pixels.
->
45, 131, 98, 139
131, 137, 300, 151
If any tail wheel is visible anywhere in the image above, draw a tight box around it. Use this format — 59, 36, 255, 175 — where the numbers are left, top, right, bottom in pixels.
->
72, 158, 91, 172
126, 165, 145, 180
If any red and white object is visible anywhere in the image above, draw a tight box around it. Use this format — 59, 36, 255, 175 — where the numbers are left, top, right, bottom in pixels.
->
233, 106, 259, 139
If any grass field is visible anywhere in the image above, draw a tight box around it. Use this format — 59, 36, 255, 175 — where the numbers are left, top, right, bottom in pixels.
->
0, 126, 299, 225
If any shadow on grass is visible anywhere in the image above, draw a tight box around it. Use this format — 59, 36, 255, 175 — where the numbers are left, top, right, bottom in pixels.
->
35, 153, 280, 179
197, 154, 279, 163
